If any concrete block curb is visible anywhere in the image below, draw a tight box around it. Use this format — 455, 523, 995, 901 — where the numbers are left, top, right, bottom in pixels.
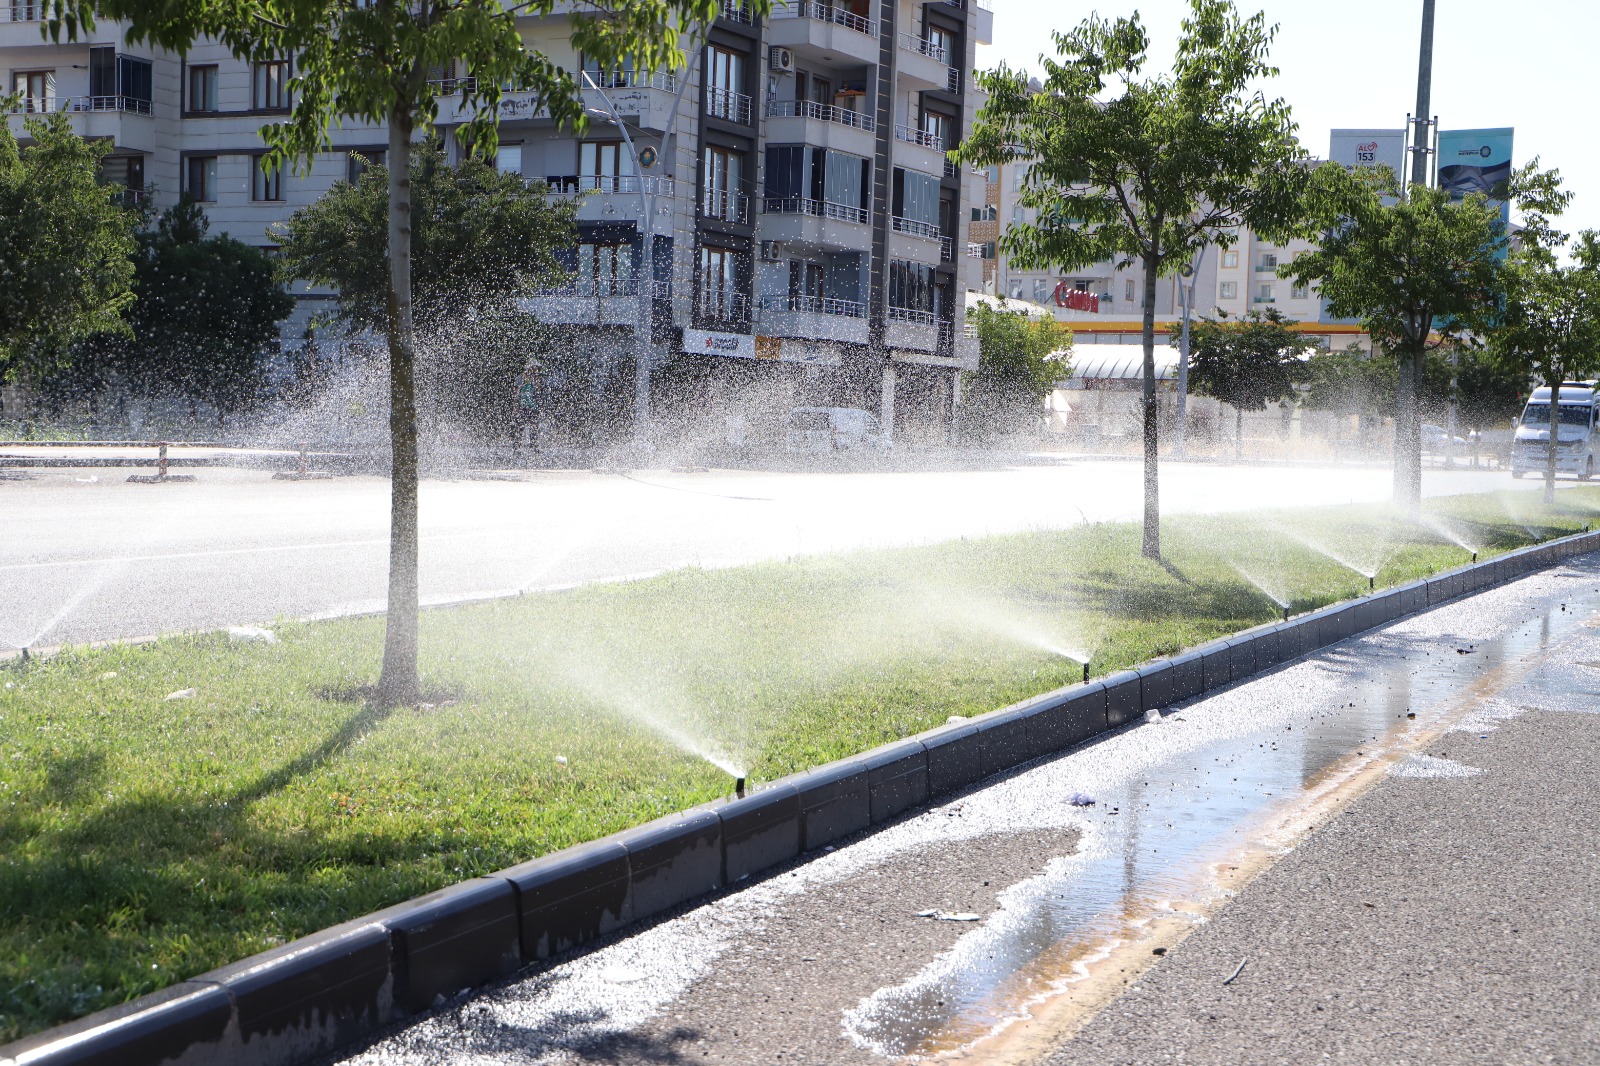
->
11, 530, 1600, 1066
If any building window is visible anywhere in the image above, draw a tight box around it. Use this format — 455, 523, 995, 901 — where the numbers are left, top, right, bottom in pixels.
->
924, 24, 953, 62
699, 244, 745, 320
889, 259, 934, 316
1012, 205, 1025, 226
980, 241, 996, 260
252, 157, 283, 201
1259, 252, 1277, 270
1124, 279, 1135, 303
703, 144, 745, 222
186, 155, 218, 202
253, 59, 291, 111
347, 149, 384, 184
1221, 250, 1238, 268
1008, 280, 1024, 300
11, 70, 54, 112
187, 64, 218, 112
578, 239, 633, 296
919, 108, 952, 151
1257, 283, 1275, 302
496, 143, 522, 176
1292, 283, 1309, 300
85, 48, 151, 110
1219, 281, 1238, 300
579, 140, 633, 191
1033, 279, 1052, 303
706, 45, 747, 123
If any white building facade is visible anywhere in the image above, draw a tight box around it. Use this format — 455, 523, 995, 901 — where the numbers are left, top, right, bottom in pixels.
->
2, 0, 991, 445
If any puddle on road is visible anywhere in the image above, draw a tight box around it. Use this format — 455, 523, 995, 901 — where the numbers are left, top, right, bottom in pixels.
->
846, 573, 1600, 1061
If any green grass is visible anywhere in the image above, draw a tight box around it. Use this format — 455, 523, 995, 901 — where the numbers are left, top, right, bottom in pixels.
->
3, 487, 1598, 1041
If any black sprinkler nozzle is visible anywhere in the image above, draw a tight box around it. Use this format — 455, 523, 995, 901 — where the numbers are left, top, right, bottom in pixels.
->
735, 776, 746, 798
1082, 661, 1090, 685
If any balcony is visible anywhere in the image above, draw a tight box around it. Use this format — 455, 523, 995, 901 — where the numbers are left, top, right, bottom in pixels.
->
888, 305, 937, 326
702, 188, 750, 225
886, 306, 940, 351
719, 0, 752, 23
1255, 263, 1280, 273
756, 293, 869, 344
893, 125, 948, 174
697, 287, 751, 325
763, 196, 868, 225
769, 2, 881, 64
897, 32, 956, 90
519, 279, 671, 327
546, 175, 675, 197
5, 95, 156, 151
765, 98, 874, 131
705, 86, 753, 126
966, 241, 984, 258
764, 98, 875, 156
892, 215, 941, 241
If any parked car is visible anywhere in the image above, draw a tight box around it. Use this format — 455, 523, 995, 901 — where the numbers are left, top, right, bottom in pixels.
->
785, 407, 893, 454
1420, 423, 1467, 453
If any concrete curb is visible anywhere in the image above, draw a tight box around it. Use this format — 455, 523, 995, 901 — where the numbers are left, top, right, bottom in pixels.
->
7, 528, 1600, 1066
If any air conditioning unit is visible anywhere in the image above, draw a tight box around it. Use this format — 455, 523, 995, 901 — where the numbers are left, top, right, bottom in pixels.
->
759, 240, 784, 261
769, 46, 795, 73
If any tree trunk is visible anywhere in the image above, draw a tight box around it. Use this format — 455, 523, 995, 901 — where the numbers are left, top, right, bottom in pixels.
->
1545, 371, 1560, 505
1140, 253, 1160, 559
1235, 406, 1243, 460
1392, 342, 1423, 512
376, 107, 421, 707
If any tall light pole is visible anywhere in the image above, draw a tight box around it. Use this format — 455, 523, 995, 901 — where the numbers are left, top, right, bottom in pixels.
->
1396, 0, 1437, 503
1410, 0, 1436, 189
1173, 246, 1206, 460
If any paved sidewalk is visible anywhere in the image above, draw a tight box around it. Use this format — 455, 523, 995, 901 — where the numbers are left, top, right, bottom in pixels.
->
1040, 646, 1600, 1065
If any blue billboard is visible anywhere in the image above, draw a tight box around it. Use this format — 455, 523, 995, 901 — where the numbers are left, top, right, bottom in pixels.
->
1437, 127, 1514, 212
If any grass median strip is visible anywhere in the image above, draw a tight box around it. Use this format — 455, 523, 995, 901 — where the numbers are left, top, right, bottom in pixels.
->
3, 487, 1597, 1041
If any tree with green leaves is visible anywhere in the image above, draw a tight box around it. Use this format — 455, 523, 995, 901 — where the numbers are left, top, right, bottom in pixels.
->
1188, 308, 1316, 458
0, 110, 138, 386
1449, 343, 1526, 436
1285, 165, 1504, 510
956, 0, 1312, 558
1297, 343, 1454, 455
1483, 164, 1600, 500
46, 0, 732, 705
959, 300, 1069, 442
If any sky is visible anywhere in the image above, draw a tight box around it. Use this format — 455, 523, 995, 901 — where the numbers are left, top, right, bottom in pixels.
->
976, 0, 1600, 238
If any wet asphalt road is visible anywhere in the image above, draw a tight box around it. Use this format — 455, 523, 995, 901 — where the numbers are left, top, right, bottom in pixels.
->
0, 458, 1539, 651
336, 558, 1600, 1065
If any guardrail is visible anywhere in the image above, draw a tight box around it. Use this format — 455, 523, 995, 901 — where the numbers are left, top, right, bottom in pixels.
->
764, 98, 875, 131
759, 294, 866, 318
895, 124, 944, 152
772, 1, 876, 35
761, 195, 869, 225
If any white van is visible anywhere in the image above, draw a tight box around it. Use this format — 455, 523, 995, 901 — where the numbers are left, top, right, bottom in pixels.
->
1511, 382, 1599, 479
785, 407, 893, 454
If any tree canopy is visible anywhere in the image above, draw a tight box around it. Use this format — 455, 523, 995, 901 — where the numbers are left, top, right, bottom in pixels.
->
1188, 308, 1316, 455
960, 300, 1069, 441
276, 141, 577, 330
956, 0, 1313, 557
0, 111, 138, 384
1285, 164, 1506, 507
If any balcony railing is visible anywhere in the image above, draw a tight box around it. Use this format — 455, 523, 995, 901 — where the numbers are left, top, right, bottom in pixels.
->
426, 77, 478, 95
533, 278, 672, 300
698, 288, 751, 322
761, 195, 869, 225
895, 124, 945, 152
892, 216, 942, 241
966, 241, 984, 258
764, 98, 875, 131
545, 174, 674, 197
946, 66, 961, 93
2, 2, 43, 20
7, 95, 154, 115
760, 294, 866, 318
1255, 263, 1280, 272
582, 69, 678, 92
706, 86, 753, 125
720, 0, 753, 23
898, 31, 948, 63
702, 189, 750, 224
1252, 295, 1277, 304
772, 1, 877, 36
888, 305, 937, 326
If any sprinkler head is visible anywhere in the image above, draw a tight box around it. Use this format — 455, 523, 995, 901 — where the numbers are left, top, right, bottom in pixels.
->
1082, 661, 1090, 685
734, 776, 746, 798
1282, 606, 1290, 623
18, 646, 28, 662
1369, 575, 1375, 590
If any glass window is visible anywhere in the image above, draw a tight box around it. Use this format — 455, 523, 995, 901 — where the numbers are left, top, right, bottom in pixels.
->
703, 145, 744, 221
88, 45, 114, 97
816, 147, 866, 209
1033, 279, 1052, 303
1221, 250, 1238, 268
1124, 279, 1135, 303
892, 167, 940, 227
1259, 252, 1277, 269
1520, 403, 1593, 427
889, 259, 934, 313
186, 155, 217, 202
11, 70, 54, 112
706, 45, 747, 122
1292, 283, 1309, 300
252, 156, 283, 201
117, 54, 152, 105
496, 143, 522, 176
925, 25, 952, 60
253, 59, 291, 110
919, 109, 952, 149
700, 244, 745, 319
1258, 284, 1275, 301
187, 64, 218, 112
347, 149, 385, 184
1219, 281, 1238, 299
579, 141, 634, 190
764, 145, 805, 198
578, 240, 634, 296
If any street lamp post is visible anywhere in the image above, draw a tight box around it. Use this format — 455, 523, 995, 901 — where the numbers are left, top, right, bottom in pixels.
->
1174, 246, 1207, 459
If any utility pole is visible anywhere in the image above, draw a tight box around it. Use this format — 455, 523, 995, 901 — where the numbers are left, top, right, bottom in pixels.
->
1395, 0, 1437, 507
1410, 0, 1435, 189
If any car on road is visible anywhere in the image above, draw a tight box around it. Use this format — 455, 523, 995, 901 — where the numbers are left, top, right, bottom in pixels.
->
785, 407, 893, 454
1511, 382, 1599, 480
1420, 423, 1467, 453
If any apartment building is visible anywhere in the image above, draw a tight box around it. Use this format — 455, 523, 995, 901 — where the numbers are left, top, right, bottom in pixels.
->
2, 0, 991, 445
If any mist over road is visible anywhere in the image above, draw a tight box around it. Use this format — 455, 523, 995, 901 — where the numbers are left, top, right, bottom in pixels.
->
0, 458, 1543, 649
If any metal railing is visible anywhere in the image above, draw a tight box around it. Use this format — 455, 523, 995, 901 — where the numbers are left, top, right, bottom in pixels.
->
1252, 295, 1277, 304
761, 195, 869, 225
939, 236, 954, 262
706, 86, 752, 124
894, 124, 944, 152
533, 279, 672, 300
720, 0, 753, 23
764, 98, 875, 131
548, 174, 675, 196
892, 215, 942, 241
1255, 263, 1280, 272
581, 69, 677, 92
772, 1, 877, 36
888, 305, 937, 326
426, 77, 477, 95
702, 188, 750, 223
761, 294, 866, 318
897, 31, 947, 63
1, 2, 43, 20
7, 95, 155, 115
697, 288, 751, 322
966, 241, 985, 258
946, 67, 961, 94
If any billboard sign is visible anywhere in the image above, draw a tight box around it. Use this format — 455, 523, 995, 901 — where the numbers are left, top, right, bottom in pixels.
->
1329, 129, 1406, 178
1437, 127, 1514, 208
